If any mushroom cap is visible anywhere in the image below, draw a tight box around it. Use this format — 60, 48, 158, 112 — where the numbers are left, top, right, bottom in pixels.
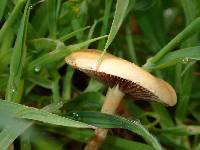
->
65, 49, 177, 106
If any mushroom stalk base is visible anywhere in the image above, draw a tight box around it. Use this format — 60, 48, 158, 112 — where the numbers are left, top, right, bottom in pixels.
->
84, 85, 124, 150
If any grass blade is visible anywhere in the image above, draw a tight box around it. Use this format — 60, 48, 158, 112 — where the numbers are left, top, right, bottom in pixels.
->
0, 118, 32, 150
0, 0, 8, 20
62, 66, 74, 100
145, 46, 200, 70
143, 17, 200, 70
69, 111, 162, 150
5, 0, 30, 102
47, 0, 57, 38
103, 0, 129, 52
0, 100, 84, 150
59, 26, 90, 42
26, 35, 107, 72
0, 101, 94, 129
0, 0, 27, 42
97, 0, 113, 49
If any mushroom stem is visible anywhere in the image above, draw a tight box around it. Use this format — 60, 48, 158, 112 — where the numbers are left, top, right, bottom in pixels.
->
84, 85, 124, 150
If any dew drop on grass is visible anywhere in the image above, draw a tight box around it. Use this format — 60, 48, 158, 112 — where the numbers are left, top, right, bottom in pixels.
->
182, 57, 190, 64
29, 5, 33, 9
34, 66, 41, 72
11, 86, 16, 93
72, 112, 80, 120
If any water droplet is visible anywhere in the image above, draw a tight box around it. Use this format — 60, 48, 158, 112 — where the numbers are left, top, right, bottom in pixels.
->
11, 86, 16, 93
164, 8, 173, 17
71, 112, 79, 119
29, 5, 33, 9
182, 57, 190, 64
34, 66, 41, 72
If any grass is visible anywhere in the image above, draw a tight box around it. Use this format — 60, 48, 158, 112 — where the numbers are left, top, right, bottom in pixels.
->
0, 0, 200, 149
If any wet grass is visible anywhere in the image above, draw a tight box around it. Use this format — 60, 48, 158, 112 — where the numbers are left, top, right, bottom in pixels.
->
0, 0, 200, 149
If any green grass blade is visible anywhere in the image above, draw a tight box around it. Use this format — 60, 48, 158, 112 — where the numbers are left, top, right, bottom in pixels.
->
29, 38, 63, 52
103, 0, 129, 52
97, 0, 113, 49
0, 100, 66, 149
181, 0, 197, 47
0, 0, 8, 20
0, 118, 32, 150
0, 100, 94, 128
59, 26, 90, 42
159, 125, 200, 136
58, 128, 154, 150
5, 0, 30, 102
48, 69, 60, 102
145, 46, 200, 70
126, 24, 137, 63
143, 17, 200, 70
47, 0, 57, 38
20, 131, 31, 150
62, 66, 74, 100
175, 67, 194, 120
26, 74, 52, 89
63, 92, 104, 112
69, 111, 162, 150
135, 2, 166, 51
0, 0, 27, 42
31, 1, 48, 37
26, 35, 107, 72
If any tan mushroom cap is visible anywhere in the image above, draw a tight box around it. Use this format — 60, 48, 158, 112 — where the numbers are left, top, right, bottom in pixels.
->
65, 49, 177, 106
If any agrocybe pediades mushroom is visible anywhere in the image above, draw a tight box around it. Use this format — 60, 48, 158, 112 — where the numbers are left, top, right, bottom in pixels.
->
65, 49, 177, 150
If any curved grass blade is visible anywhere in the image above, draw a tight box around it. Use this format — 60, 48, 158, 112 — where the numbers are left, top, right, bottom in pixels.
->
68, 111, 162, 150
26, 35, 107, 72
145, 46, 200, 70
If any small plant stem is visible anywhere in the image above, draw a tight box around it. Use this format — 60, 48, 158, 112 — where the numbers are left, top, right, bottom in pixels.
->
143, 17, 200, 70
84, 85, 124, 150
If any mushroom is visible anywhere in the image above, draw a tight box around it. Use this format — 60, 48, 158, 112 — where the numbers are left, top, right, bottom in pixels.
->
65, 49, 177, 150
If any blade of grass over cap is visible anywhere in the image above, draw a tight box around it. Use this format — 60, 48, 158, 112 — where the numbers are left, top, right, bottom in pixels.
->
97, 0, 129, 66
0, 0, 27, 42
5, 0, 30, 102
69, 111, 162, 150
143, 17, 200, 71
103, 0, 129, 52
